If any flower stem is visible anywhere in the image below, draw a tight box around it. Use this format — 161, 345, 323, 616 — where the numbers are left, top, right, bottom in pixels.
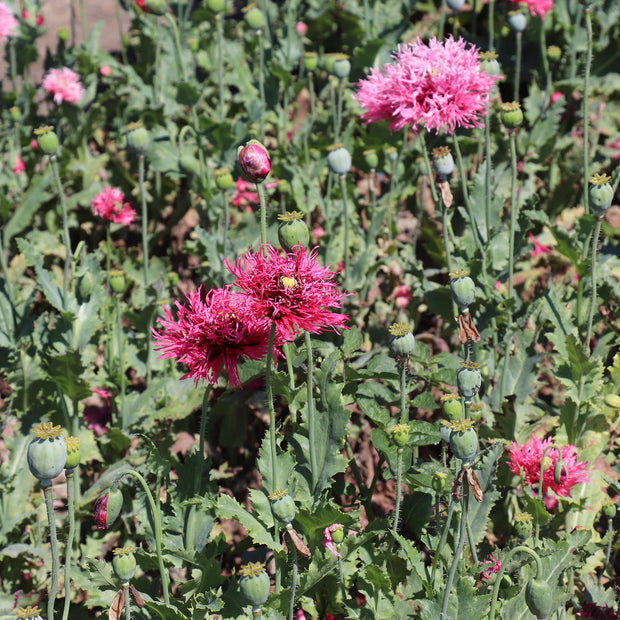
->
488, 0, 495, 51
138, 154, 149, 292
539, 18, 551, 109
335, 79, 344, 142
582, 5, 592, 215
258, 28, 266, 143
50, 156, 72, 304
257, 183, 268, 250
585, 219, 602, 350
124, 585, 131, 620
431, 497, 455, 585
61, 470, 76, 620
43, 483, 61, 620
392, 448, 404, 535
288, 541, 299, 620
465, 487, 478, 565
514, 31, 522, 102
305, 331, 320, 495
216, 14, 225, 122
165, 12, 189, 82
484, 117, 493, 242
339, 174, 350, 291
115, 0, 128, 65
117, 470, 170, 604
439, 0, 446, 40
116, 295, 127, 431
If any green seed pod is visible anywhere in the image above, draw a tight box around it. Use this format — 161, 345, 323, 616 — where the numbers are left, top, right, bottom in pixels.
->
27, 423, 67, 485
112, 546, 137, 582
605, 394, 620, 409
126, 122, 150, 152
64, 436, 81, 471
386, 147, 398, 163
501, 101, 524, 129
243, 4, 264, 29
179, 154, 201, 177
239, 562, 270, 607
109, 270, 127, 295
525, 579, 553, 619
144, 0, 167, 14
269, 489, 296, 525
278, 212, 309, 252
547, 45, 562, 62
431, 471, 447, 492
331, 54, 351, 80
589, 173, 614, 218
330, 524, 345, 544
450, 270, 475, 310
514, 512, 533, 540
363, 149, 379, 170
214, 168, 235, 190
35, 126, 59, 155
479, 51, 501, 78
602, 502, 616, 519
304, 52, 318, 72
206, 0, 226, 12
388, 322, 415, 357
326, 144, 351, 175
432, 146, 454, 177
457, 361, 482, 403
449, 420, 478, 466
10, 106, 21, 123
441, 393, 462, 420
507, 10, 527, 33
469, 403, 484, 423
391, 424, 410, 448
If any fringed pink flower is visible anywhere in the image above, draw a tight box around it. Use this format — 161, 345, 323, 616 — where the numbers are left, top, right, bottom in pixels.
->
225, 244, 349, 340
322, 524, 358, 558
152, 286, 276, 389
0, 1, 18, 40
354, 36, 497, 135
91, 187, 136, 225
42, 67, 85, 105
510, 0, 553, 18
507, 435, 590, 498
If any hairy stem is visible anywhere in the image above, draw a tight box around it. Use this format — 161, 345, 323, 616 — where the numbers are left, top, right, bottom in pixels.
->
44, 483, 61, 620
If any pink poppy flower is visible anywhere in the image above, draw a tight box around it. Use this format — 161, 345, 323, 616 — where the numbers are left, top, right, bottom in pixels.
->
528, 232, 551, 257
510, 0, 553, 18
0, 2, 18, 40
311, 226, 326, 245
13, 154, 25, 174
225, 244, 350, 340
153, 286, 277, 389
232, 177, 278, 211
507, 435, 590, 498
393, 284, 412, 309
323, 524, 358, 558
91, 187, 136, 225
42, 67, 85, 105
100, 66, 112, 76
476, 554, 502, 587
295, 21, 307, 35
354, 36, 497, 135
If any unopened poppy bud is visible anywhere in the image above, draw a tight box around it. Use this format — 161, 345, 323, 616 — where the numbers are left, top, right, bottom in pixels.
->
304, 52, 318, 72
64, 436, 81, 471
391, 423, 410, 448
457, 361, 482, 403
27, 423, 67, 485
326, 143, 351, 175
525, 579, 553, 619
432, 146, 454, 178
268, 489, 296, 525
278, 211, 309, 252
388, 322, 415, 357
243, 4, 264, 29
94, 487, 124, 530
144, 0, 167, 14
10, 106, 21, 122
553, 460, 566, 485
450, 270, 475, 311
501, 102, 523, 129
179, 154, 201, 177
238, 140, 271, 183
239, 562, 270, 607
34, 125, 59, 155
112, 546, 137, 582
588, 173, 613, 218
126, 122, 149, 152
363, 149, 378, 170
507, 10, 527, 33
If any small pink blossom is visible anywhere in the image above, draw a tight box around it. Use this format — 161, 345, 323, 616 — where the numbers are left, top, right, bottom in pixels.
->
528, 232, 551, 257
322, 524, 358, 558
0, 2, 18, 40
232, 177, 278, 211
100, 66, 112, 76
510, 0, 553, 18
42, 67, 85, 105
393, 284, 412, 309
507, 435, 590, 499
295, 21, 307, 35
311, 226, 326, 245
30, 139, 38, 150
477, 555, 502, 587
550, 91, 564, 105
21, 8, 43, 26
91, 187, 136, 225
13, 154, 25, 175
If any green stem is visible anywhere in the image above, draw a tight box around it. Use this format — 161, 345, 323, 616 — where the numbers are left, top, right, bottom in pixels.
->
216, 14, 225, 122
600, 516, 614, 585
392, 449, 404, 535
124, 585, 131, 620
116, 295, 127, 431
420, 133, 439, 204
9, 39, 17, 94
585, 219, 602, 349
50, 156, 72, 304
488, 546, 544, 619
484, 116, 493, 242
335, 79, 344, 142
165, 13, 188, 82
539, 19, 551, 109
303, 72, 315, 172
582, 5, 592, 215
399, 361, 408, 424
514, 31, 522, 102
117, 470, 170, 604
258, 28, 266, 143
330, 79, 337, 139
305, 331, 319, 495
257, 183, 268, 250
44, 483, 61, 620
288, 539, 299, 620
61, 470, 76, 620
489, 0, 495, 51
440, 491, 468, 619
138, 155, 149, 292
115, 0, 128, 65
339, 174, 350, 291
465, 486, 478, 565
431, 498, 455, 585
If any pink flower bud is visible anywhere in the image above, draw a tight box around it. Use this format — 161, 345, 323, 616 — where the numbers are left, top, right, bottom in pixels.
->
238, 140, 271, 183
295, 21, 307, 35
100, 66, 112, 76
93, 487, 123, 530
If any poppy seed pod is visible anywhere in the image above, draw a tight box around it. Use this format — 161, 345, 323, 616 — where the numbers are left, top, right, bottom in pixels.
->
27, 423, 67, 485
126, 122, 149, 152
432, 146, 454, 178
278, 211, 309, 252
446, 0, 465, 10
457, 361, 482, 403
507, 10, 527, 33
238, 140, 271, 183
243, 4, 264, 29
269, 489, 296, 525
64, 436, 81, 471
112, 546, 137, 582
514, 512, 533, 540
363, 149, 379, 170
304, 52, 318, 72
589, 173, 614, 218
206, 0, 226, 12
441, 393, 462, 421
501, 102, 524, 129
239, 562, 270, 607
479, 51, 502, 78
448, 419, 478, 465
34, 126, 59, 155
214, 168, 235, 190
143, 0, 167, 14
388, 322, 415, 357
331, 54, 351, 80
326, 144, 351, 175
450, 270, 475, 311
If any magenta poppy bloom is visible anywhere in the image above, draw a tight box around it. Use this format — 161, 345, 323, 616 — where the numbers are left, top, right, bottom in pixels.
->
153, 286, 277, 389
510, 0, 553, 18
42, 67, 85, 105
0, 2, 18, 40
92, 187, 136, 225
507, 435, 590, 498
354, 36, 497, 135
238, 141, 271, 183
225, 244, 350, 340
